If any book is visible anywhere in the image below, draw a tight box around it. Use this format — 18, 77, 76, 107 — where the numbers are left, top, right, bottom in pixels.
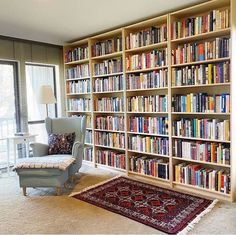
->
94, 58, 122, 76
94, 97, 124, 112
67, 79, 90, 94
65, 46, 88, 63
96, 116, 124, 131
66, 64, 90, 79
83, 147, 93, 162
67, 98, 91, 112
94, 75, 123, 92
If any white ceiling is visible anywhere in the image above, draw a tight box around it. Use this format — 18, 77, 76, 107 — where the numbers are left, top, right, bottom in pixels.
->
0, 0, 206, 45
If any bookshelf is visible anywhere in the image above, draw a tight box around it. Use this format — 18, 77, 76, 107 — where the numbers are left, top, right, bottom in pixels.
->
64, 0, 236, 201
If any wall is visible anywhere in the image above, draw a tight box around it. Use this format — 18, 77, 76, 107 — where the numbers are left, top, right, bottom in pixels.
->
0, 37, 65, 132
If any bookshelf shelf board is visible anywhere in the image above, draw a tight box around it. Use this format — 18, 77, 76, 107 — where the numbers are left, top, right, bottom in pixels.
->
172, 136, 230, 143
127, 87, 168, 92
173, 181, 231, 198
93, 72, 123, 78
172, 112, 230, 116
93, 90, 124, 95
66, 77, 90, 81
86, 127, 92, 130
172, 83, 231, 89
95, 145, 125, 151
172, 156, 231, 168
96, 163, 126, 173
127, 131, 168, 137
171, 28, 231, 44
91, 51, 122, 60
127, 112, 168, 115
125, 41, 167, 53
171, 57, 230, 68
67, 111, 91, 113
66, 93, 91, 96
65, 58, 89, 65
94, 111, 124, 114
94, 129, 125, 133
127, 149, 169, 158
128, 171, 169, 182
126, 66, 168, 74
82, 159, 94, 165
85, 143, 93, 146
90, 28, 122, 40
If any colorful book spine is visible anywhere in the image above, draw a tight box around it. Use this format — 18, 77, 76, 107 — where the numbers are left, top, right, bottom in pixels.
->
128, 135, 169, 155
66, 64, 90, 79
175, 163, 230, 194
172, 93, 230, 113
67, 98, 91, 112
94, 58, 122, 76
67, 79, 91, 94
129, 116, 168, 135
126, 48, 167, 71
171, 37, 230, 64
86, 116, 92, 129
130, 155, 169, 179
85, 130, 93, 144
173, 140, 230, 165
94, 75, 123, 92
65, 46, 89, 62
96, 116, 124, 131
92, 37, 122, 57
127, 95, 167, 112
94, 97, 124, 112
127, 70, 168, 90
172, 9, 230, 39
172, 62, 230, 86
84, 147, 93, 162
95, 132, 125, 149
173, 118, 230, 141
97, 149, 126, 170
126, 24, 167, 49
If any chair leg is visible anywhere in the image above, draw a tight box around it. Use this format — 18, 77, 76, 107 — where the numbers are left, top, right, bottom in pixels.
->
22, 187, 27, 196
56, 187, 61, 196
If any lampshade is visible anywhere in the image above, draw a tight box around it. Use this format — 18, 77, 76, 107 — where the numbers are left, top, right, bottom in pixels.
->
39, 85, 56, 104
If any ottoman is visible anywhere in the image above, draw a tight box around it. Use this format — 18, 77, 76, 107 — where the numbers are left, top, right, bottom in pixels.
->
14, 156, 75, 196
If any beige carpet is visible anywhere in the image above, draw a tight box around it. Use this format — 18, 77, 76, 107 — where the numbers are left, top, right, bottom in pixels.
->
0, 164, 236, 234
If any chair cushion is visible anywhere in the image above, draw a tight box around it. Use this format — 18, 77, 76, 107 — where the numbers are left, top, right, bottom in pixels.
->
48, 132, 75, 154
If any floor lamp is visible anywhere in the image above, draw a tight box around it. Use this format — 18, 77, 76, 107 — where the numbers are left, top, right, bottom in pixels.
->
39, 85, 56, 117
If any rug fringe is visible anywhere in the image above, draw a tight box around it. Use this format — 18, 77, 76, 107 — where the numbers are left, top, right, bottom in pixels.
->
69, 175, 122, 197
177, 199, 218, 235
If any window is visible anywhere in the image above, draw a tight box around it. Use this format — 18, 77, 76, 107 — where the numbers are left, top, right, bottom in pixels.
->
26, 64, 57, 144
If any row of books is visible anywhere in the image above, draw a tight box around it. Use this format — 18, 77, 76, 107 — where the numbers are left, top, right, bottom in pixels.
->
67, 98, 91, 112
92, 37, 122, 57
84, 147, 93, 162
175, 163, 230, 194
172, 93, 230, 113
126, 49, 168, 71
128, 135, 169, 155
171, 9, 230, 39
127, 95, 167, 112
126, 70, 168, 90
172, 38, 230, 65
96, 116, 125, 131
173, 140, 230, 165
126, 25, 167, 49
94, 75, 123, 92
97, 149, 126, 170
66, 80, 91, 94
65, 46, 89, 63
129, 155, 169, 179
86, 115, 92, 129
129, 116, 168, 135
95, 132, 125, 149
85, 130, 93, 144
173, 118, 230, 141
172, 62, 230, 86
94, 97, 124, 112
66, 64, 90, 79
94, 58, 122, 76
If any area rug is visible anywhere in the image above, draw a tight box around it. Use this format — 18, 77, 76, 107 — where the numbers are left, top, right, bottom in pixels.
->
71, 176, 217, 234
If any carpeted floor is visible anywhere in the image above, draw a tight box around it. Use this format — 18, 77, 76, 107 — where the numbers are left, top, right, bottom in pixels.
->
0, 164, 236, 234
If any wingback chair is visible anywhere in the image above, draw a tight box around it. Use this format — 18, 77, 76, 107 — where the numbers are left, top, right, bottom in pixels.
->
15, 116, 86, 196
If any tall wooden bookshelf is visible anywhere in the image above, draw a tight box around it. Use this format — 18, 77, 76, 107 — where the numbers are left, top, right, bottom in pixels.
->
64, 0, 236, 201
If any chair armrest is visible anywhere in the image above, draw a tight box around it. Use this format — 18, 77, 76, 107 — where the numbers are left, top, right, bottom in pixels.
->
72, 141, 83, 158
30, 143, 49, 157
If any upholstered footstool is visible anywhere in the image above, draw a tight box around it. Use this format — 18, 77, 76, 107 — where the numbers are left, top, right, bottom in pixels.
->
14, 156, 75, 196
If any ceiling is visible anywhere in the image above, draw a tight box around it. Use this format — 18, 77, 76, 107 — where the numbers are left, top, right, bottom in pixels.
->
0, 0, 206, 46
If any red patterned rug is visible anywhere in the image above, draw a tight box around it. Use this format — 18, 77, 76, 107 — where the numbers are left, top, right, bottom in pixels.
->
71, 176, 217, 234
